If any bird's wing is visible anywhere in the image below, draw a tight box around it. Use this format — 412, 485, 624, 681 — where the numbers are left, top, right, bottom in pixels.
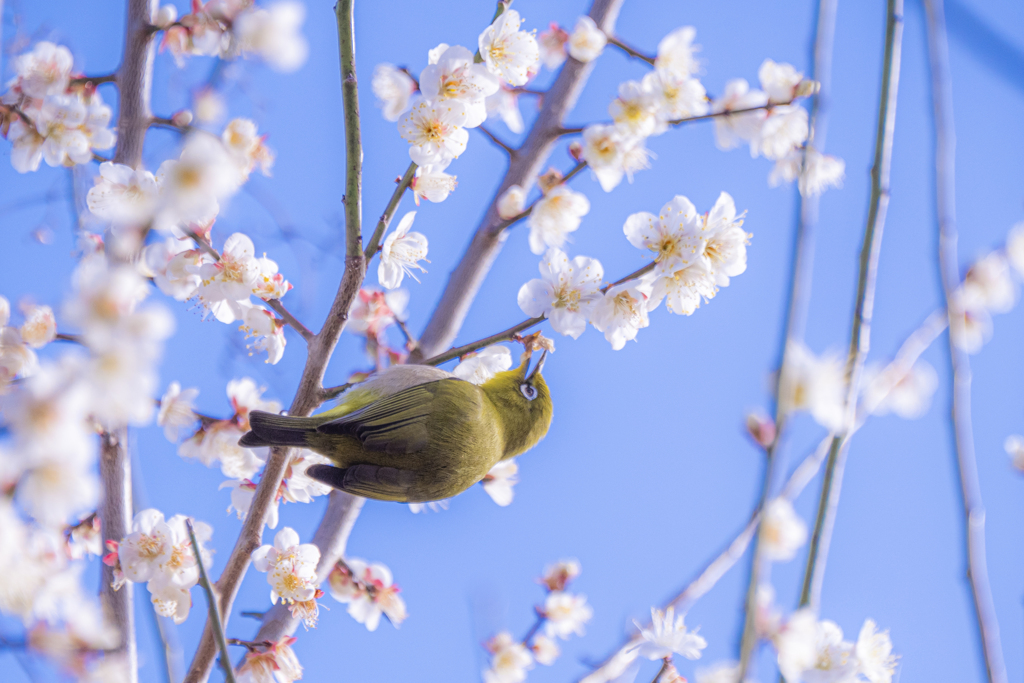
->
315, 379, 464, 454
305, 464, 418, 502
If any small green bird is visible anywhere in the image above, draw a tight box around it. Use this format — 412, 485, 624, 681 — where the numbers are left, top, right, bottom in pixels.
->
239, 350, 552, 503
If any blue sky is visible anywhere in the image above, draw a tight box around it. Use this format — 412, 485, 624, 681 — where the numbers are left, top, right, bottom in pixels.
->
2, 0, 1023, 681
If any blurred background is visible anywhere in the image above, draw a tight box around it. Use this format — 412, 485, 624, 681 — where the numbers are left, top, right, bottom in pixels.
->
1, 0, 1022, 680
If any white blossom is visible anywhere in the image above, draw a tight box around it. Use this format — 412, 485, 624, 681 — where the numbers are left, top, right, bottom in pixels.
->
527, 186, 591, 254
379, 211, 428, 289
762, 498, 808, 562
179, 423, 264, 479
485, 631, 534, 683
568, 16, 607, 63
543, 591, 592, 639
0, 295, 9, 328
9, 42, 74, 98
347, 287, 408, 341
497, 184, 527, 219
538, 24, 569, 69
420, 45, 499, 128
610, 80, 661, 138
158, 382, 199, 442
327, 558, 406, 631
485, 86, 525, 134
1006, 222, 1024, 278
532, 634, 560, 665
962, 252, 1017, 314
1004, 435, 1024, 472
759, 59, 804, 103
696, 663, 741, 683
398, 99, 470, 165
16, 92, 116, 171
702, 192, 750, 286
19, 305, 56, 348
712, 79, 769, 151
222, 118, 274, 179
478, 9, 540, 86
196, 232, 260, 323
752, 105, 808, 160
482, 459, 518, 506
453, 345, 513, 384
855, 619, 898, 683
580, 124, 629, 192
242, 306, 287, 365
86, 162, 160, 225
643, 68, 709, 123
518, 248, 603, 338
635, 606, 707, 660
591, 281, 650, 350
237, 637, 303, 683
118, 509, 174, 583
952, 306, 992, 354
778, 343, 846, 431
156, 135, 240, 226
251, 527, 320, 604
234, 2, 308, 72
193, 88, 226, 124
411, 164, 457, 204
141, 238, 206, 301
861, 360, 938, 419
372, 63, 417, 122
623, 195, 705, 277
771, 147, 846, 197
655, 27, 700, 79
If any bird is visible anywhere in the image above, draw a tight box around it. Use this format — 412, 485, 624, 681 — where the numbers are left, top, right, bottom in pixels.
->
238, 349, 552, 503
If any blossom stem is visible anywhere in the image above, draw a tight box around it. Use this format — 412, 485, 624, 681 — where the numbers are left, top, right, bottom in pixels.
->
650, 657, 672, 683
476, 124, 517, 156
364, 161, 417, 260
521, 612, 547, 645
924, 1, 1008, 681
70, 73, 118, 86
187, 519, 238, 683
410, 0, 626, 363
54, 332, 84, 344
493, 160, 588, 232
606, 35, 655, 65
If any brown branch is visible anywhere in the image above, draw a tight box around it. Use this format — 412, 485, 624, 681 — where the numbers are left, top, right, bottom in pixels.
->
70, 73, 118, 86
410, 0, 626, 362
113, 0, 158, 168
476, 124, 516, 156
183, 1, 368, 679
924, 0, 1008, 681
606, 35, 655, 65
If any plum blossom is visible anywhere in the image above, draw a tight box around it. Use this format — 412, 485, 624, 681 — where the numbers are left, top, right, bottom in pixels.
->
196, 233, 260, 323
518, 248, 603, 338
234, 2, 308, 72
118, 510, 173, 583
478, 9, 540, 86
543, 591, 592, 639
770, 147, 846, 197
398, 99, 470, 165
623, 195, 705, 277
752, 105, 809, 160
497, 184, 527, 219
635, 606, 707, 660
411, 163, 457, 204
952, 306, 992, 354
702, 192, 751, 286
453, 345, 513, 384
222, 118, 274, 179
778, 343, 846, 431
861, 360, 938, 419
962, 252, 1016, 314
252, 527, 320, 606
609, 80, 661, 138
527, 186, 591, 254
656, 27, 700, 78
485, 631, 534, 683
783, 616, 858, 683
643, 68, 709, 123
485, 86, 525, 133
1006, 222, 1024, 277
712, 79, 769, 151
538, 23, 570, 69
379, 211, 428, 289
347, 287, 408, 341
156, 135, 240, 226
591, 281, 651, 350
19, 305, 56, 348
1004, 435, 1024, 472
242, 306, 287, 364
86, 162, 160, 225
568, 16, 607, 63
237, 636, 303, 683
482, 459, 518, 506
855, 619, 898, 683
762, 498, 808, 562
180, 423, 264, 479
532, 634, 560, 665
759, 59, 805, 103
157, 382, 199, 442
327, 558, 407, 631
420, 45, 498, 128
10, 92, 116, 172
8, 42, 73, 98
581, 124, 631, 192
142, 239, 207, 301
372, 63, 417, 122
540, 559, 581, 592
0, 295, 9, 327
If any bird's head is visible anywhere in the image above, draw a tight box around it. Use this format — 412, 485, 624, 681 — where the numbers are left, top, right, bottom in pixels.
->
481, 348, 553, 458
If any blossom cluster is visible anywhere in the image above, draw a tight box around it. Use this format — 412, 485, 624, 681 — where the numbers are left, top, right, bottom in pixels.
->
327, 555, 408, 631
159, 0, 308, 72
483, 559, 593, 682
518, 192, 750, 350
252, 527, 324, 629
1, 42, 115, 173
105, 509, 214, 624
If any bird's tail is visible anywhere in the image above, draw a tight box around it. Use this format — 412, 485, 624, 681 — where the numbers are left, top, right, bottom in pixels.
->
239, 411, 322, 448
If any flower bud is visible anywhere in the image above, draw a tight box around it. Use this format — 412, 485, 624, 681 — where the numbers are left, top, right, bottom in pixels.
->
568, 140, 583, 162
537, 168, 563, 194
795, 79, 820, 99
171, 109, 194, 127
154, 4, 178, 29
746, 411, 776, 449
497, 184, 526, 219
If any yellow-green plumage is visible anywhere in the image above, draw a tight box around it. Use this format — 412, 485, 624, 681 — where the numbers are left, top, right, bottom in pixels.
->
239, 353, 552, 503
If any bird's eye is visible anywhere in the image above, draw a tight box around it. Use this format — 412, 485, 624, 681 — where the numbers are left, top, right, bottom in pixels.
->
519, 383, 537, 401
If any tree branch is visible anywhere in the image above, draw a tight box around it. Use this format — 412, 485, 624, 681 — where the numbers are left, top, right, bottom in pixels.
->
187, 520, 237, 683
183, 1, 368, 679
476, 124, 516, 156
924, 1, 1008, 681
605, 35, 655, 65
113, 0, 158, 168
364, 161, 417, 260
410, 0, 626, 362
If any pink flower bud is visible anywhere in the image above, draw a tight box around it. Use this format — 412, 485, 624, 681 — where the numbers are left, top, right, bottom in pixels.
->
746, 411, 776, 449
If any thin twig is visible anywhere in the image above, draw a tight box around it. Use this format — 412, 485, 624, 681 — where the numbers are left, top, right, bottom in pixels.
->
186, 519, 237, 683
559, 102, 795, 137
924, 1, 1008, 681
476, 124, 517, 156
606, 35, 655, 65
364, 161, 417, 259
70, 73, 118, 86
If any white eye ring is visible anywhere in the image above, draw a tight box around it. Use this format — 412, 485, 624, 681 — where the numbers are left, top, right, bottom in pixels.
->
520, 383, 537, 401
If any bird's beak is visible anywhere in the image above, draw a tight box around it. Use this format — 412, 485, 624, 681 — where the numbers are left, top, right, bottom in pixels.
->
526, 349, 547, 381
